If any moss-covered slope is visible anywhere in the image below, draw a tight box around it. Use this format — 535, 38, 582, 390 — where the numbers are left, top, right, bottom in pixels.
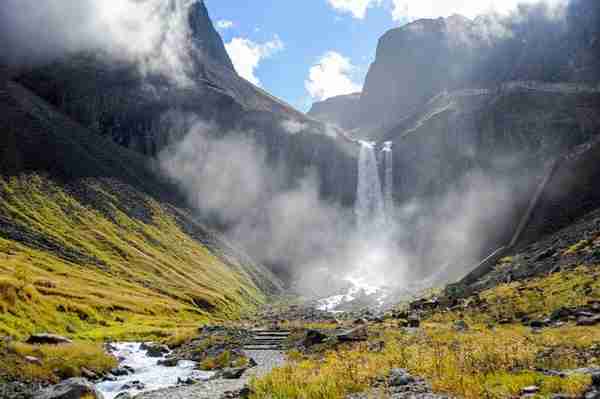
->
0, 79, 282, 340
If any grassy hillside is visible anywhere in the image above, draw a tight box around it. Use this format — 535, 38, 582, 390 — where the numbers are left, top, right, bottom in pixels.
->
0, 79, 282, 340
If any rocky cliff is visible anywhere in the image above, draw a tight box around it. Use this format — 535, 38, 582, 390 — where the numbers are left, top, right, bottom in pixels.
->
0, 72, 284, 338
13, 0, 358, 208
307, 93, 361, 130
307, 0, 600, 275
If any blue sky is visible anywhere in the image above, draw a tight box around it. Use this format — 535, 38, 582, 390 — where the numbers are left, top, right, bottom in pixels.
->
205, 1, 402, 112
204, 0, 564, 112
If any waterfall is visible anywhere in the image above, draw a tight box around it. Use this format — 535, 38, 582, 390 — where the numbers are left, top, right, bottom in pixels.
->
382, 141, 393, 217
356, 141, 385, 234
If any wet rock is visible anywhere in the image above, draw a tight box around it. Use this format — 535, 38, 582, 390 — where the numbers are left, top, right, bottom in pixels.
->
337, 326, 368, 342
110, 367, 132, 377
157, 358, 179, 367
114, 393, 133, 399
389, 369, 415, 387
121, 381, 145, 391
33, 378, 104, 399
216, 367, 247, 379
145, 344, 170, 358
103, 374, 117, 382
26, 334, 72, 345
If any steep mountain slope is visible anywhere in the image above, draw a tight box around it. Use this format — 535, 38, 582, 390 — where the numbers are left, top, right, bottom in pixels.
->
0, 76, 282, 340
13, 0, 357, 207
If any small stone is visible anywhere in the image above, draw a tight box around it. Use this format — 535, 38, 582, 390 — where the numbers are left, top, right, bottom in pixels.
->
25, 356, 42, 366
389, 368, 415, 387
454, 320, 469, 331
521, 386, 540, 395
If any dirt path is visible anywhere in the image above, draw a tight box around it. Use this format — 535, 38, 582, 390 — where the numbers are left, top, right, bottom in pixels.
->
135, 350, 286, 399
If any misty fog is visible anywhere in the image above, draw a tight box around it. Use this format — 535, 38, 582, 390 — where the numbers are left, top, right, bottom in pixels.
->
1, 0, 588, 302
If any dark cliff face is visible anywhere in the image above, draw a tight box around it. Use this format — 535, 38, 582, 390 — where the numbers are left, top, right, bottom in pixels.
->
333, 0, 600, 135
359, 15, 482, 130
189, 0, 235, 71
14, 0, 357, 207
307, 93, 361, 130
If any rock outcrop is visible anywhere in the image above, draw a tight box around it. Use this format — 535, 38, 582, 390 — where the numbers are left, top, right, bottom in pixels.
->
307, 92, 361, 130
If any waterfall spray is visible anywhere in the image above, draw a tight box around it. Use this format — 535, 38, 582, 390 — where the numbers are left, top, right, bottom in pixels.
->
382, 141, 393, 218
356, 141, 385, 235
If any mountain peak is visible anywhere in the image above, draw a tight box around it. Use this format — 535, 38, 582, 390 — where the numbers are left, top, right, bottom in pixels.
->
187, 0, 235, 70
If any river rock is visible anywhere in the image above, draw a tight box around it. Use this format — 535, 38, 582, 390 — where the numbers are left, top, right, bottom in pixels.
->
33, 378, 104, 399
113, 393, 133, 399
26, 334, 72, 345
216, 367, 248, 379
157, 358, 179, 367
145, 344, 170, 358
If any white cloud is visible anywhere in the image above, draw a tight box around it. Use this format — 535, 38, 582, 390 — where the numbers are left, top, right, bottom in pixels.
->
216, 19, 234, 30
327, 0, 383, 19
390, 0, 567, 21
305, 51, 362, 101
225, 36, 284, 86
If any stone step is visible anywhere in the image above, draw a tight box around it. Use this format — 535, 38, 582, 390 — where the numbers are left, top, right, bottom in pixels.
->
247, 341, 285, 346
243, 345, 283, 351
252, 336, 287, 340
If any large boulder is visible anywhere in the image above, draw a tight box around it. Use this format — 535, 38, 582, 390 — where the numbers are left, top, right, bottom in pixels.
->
302, 330, 328, 347
336, 326, 368, 342
26, 334, 72, 345
34, 378, 104, 399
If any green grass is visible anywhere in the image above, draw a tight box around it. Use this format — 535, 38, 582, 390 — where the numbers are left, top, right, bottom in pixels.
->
0, 340, 117, 383
251, 267, 600, 399
0, 173, 272, 340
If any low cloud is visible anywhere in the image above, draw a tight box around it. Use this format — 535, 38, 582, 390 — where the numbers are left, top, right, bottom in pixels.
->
225, 36, 284, 86
391, 0, 568, 21
305, 51, 362, 101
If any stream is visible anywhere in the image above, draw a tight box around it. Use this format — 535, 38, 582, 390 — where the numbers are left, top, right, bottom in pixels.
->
96, 343, 214, 399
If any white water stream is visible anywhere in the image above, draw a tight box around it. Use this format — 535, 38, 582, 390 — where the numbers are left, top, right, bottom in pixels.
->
356, 141, 386, 235
96, 343, 214, 399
